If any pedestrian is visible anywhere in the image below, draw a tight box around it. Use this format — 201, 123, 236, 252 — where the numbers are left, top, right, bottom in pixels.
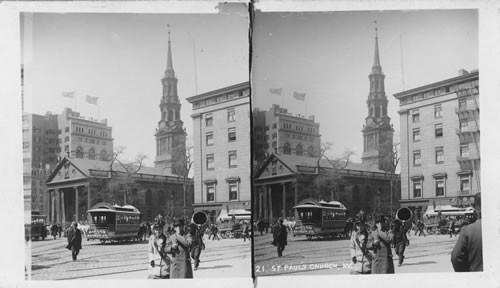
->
416, 220, 426, 237
50, 223, 58, 240
449, 218, 457, 238
257, 219, 265, 236
451, 193, 483, 272
371, 215, 395, 274
148, 217, 170, 279
189, 223, 204, 271
272, 219, 287, 257
243, 222, 250, 242
210, 224, 220, 241
349, 214, 373, 274
166, 219, 193, 279
57, 223, 62, 238
66, 222, 82, 261
392, 219, 409, 267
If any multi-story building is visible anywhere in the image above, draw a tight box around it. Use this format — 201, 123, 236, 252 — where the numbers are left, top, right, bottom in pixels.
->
154, 28, 186, 175
253, 104, 321, 168
57, 107, 113, 161
361, 27, 394, 171
187, 82, 251, 223
23, 112, 60, 217
394, 69, 479, 219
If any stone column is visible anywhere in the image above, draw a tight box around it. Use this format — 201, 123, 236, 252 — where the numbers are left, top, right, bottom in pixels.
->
258, 187, 263, 220
268, 186, 273, 220
55, 189, 59, 225
282, 183, 286, 219
61, 190, 66, 227
74, 186, 79, 223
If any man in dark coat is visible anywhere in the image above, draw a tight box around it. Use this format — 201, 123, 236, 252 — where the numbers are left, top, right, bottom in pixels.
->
392, 219, 409, 266
189, 223, 204, 271
371, 215, 395, 274
451, 193, 483, 272
66, 222, 82, 261
166, 219, 193, 278
272, 219, 287, 257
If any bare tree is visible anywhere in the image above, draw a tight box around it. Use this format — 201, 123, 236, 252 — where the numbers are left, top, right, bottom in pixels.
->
377, 140, 401, 217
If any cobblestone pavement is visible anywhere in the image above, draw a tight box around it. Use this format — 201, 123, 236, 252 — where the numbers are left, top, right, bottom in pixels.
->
254, 231, 457, 277
29, 235, 251, 280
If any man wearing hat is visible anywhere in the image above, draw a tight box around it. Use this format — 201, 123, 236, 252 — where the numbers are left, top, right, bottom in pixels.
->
349, 213, 373, 274
147, 216, 170, 279
371, 215, 395, 274
166, 219, 193, 278
189, 223, 204, 271
272, 219, 287, 257
66, 222, 82, 261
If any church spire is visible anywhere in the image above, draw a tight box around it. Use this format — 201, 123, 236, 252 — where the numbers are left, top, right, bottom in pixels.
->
165, 24, 175, 78
372, 21, 382, 73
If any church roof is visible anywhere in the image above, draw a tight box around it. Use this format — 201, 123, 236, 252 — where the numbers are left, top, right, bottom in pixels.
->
69, 157, 177, 177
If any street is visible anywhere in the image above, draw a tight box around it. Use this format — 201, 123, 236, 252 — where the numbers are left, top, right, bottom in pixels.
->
254, 230, 457, 277
29, 234, 251, 280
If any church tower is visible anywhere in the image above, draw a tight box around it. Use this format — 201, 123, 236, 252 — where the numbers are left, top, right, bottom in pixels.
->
361, 23, 394, 172
155, 26, 186, 175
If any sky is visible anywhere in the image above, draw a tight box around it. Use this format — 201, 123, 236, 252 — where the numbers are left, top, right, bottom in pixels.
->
252, 9, 478, 162
22, 8, 249, 166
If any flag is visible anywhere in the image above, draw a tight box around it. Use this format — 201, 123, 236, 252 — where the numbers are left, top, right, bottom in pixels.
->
62, 91, 75, 99
293, 92, 306, 101
269, 88, 282, 95
86, 95, 98, 105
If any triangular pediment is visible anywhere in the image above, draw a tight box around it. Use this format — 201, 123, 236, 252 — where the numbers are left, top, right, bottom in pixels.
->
255, 154, 296, 179
46, 157, 89, 184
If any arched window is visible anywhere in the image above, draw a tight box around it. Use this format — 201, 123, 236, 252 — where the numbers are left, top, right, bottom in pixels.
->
296, 144, 303, 156
370, 107, 374, 117
283, 143, 291, 155
375, 106, 381, 117
307, 146, 314, 157
100, 149, 107, 161
175, 110, 179, 121
88, 148, 95, 160
168, 110, 173, 121
76, 146, 83, 158
162, 111, 166, 120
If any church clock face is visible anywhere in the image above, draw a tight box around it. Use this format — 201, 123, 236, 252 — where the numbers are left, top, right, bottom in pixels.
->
159, 122, 166, 129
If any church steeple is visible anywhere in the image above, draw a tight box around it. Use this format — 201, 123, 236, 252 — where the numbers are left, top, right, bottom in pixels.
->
155, 25, 186, 175
361, 22, 394, 172
165, 25, 175, 79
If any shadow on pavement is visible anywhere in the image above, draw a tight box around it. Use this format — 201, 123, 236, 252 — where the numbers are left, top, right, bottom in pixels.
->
198, 265, 232, 270
31, 264, 50, 271
401, 261, 437, 266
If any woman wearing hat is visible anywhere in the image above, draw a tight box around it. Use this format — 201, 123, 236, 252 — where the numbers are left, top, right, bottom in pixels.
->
166, 219, 193, 278
371, 215, 395, 274
147, 216, 170, 279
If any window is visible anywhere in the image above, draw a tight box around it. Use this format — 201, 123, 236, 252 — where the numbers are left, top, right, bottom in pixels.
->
459, 176, 470, 194
412, 110, 420, 123
65, 127, 69, 132
228, 128, 236, 142
413, 179, 422, 198
435, 147, 444, 164
296, 144, 303, 156
413, 128, 421, 142
227, 109, 235, 122
272, 123, 277, 129
88, 148, 95, 160
435, 178, 445, 197
206, 132, 214, 146
435, 123, 443, 137
283, 143, 291, 155
459, 99, 467, 111
206, 184, 215, 202
100, 149, 107, 161
413, 150, 421, 166
229, 182, 238, 201
205, 113, 213, 127
460, 145, 469, 158
434, 104, 442, 118
308, 146, 314, 157
272, 132, 277, 139
64, 136, 70, 143
206, 154, 214, 170
228, 151, 237, 168
76, 147, 83, 158
460, 119, 469, 132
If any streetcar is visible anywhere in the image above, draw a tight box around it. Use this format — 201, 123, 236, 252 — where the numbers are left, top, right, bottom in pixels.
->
86, 202, 142, 243
31, 212, 48, 241
293, 199, 348, 240
423, 205, 476, 235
